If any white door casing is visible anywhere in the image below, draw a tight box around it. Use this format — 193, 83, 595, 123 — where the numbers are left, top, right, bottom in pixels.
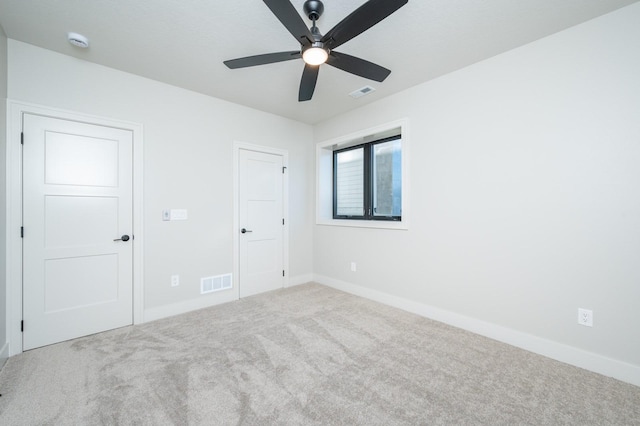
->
22, 114, 134, 350
237, 146, 287, 298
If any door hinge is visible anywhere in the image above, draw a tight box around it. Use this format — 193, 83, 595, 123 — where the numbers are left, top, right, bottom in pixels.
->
282, 218, 285, 225
21, 320, 24, 332
21, 132, 24, 145
20, 226, 24, 238
282, 166, 287, 174
282, 270, 285, 277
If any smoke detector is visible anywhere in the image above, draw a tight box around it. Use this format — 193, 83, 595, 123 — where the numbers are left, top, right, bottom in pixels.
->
67, 32, 89, 48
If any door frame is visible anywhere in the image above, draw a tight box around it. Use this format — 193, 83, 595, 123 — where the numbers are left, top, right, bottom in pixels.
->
233, 141, 289, 298
6, 101, 144, 355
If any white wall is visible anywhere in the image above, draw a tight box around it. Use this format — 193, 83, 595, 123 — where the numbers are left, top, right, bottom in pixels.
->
0, 25, 8, 365
313, 3, 640, 383
7, 40, 314, 316
4, 2, 640, 386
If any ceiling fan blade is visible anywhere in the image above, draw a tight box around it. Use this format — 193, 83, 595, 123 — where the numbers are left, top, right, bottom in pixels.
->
264, 0, 314, 46
322, 0, 408, 50
327, 51, 391, 82
224, 51, 301, 69
299, 64, 320, 101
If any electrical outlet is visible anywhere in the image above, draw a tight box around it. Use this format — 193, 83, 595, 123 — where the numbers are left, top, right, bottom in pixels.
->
171, 275, 180, 287
578, 308, 593, 327
350, 262, 357, 272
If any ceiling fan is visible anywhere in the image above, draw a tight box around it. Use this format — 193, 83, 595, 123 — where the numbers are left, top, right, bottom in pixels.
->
223, 0, 408, 101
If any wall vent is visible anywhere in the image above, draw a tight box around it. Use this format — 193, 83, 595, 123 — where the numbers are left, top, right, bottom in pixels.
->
201, 273, 232, 294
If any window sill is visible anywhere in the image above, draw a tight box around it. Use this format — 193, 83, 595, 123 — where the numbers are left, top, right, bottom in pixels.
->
316, 218, 409, 230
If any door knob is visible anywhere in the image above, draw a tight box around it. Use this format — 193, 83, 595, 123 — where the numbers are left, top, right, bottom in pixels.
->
114, 235, 131, 242
241, 228, 252, 234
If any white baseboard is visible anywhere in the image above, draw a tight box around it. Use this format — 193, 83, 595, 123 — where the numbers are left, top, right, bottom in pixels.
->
144, 292, 238, 323
0, 341, 9, 371
314, 274, 640, 388
287, 274, 313, 288
145, 275, 312, 323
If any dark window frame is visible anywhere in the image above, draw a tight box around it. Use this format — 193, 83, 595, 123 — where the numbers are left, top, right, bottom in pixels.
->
333, 135, 402, 221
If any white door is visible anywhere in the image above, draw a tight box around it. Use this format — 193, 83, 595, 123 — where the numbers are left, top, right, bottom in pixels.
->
22, 114, 134, 350
238, 149, 284, 297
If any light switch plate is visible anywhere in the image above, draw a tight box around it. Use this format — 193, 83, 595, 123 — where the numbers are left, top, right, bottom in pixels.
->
170, 209, 188, 221
163, 209, 188, 221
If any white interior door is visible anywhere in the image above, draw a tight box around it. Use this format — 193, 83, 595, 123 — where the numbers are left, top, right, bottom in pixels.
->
239, 149, 284, 297
22, 113, 134, 350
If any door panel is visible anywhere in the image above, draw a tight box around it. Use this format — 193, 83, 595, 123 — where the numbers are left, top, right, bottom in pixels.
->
45, 196, 119, 248
23, 114, 133, 350
247, 240, 277, 274
239, 150, 284, 297
44, 132, 120, 187
44, 254, 119, 313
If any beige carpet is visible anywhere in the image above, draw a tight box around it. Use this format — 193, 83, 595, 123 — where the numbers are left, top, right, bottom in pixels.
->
0, 283, 638, 425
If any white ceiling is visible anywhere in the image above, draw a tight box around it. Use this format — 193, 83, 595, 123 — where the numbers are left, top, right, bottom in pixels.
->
0, 0, 637, 124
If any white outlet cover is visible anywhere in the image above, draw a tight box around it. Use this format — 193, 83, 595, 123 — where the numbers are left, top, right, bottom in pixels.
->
578, 308, 593, 327
171, 275, 180, 287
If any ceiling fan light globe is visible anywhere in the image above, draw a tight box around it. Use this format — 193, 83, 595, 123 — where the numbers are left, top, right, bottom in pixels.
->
303, 47, 329, 65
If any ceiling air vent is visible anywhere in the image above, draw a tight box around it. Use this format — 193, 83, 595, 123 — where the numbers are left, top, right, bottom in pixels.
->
349, 85, 376, 99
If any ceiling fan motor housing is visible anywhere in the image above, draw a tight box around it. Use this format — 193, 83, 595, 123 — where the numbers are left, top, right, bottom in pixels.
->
303, 0, 324, 21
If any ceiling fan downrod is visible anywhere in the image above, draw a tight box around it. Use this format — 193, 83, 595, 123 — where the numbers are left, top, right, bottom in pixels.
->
304, 0, 324, 40
302, 0, 328, 65
303, 0, 325, 21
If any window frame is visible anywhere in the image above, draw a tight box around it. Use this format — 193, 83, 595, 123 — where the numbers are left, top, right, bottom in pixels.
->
316, 118, 409, 230
332, 135, 402, 221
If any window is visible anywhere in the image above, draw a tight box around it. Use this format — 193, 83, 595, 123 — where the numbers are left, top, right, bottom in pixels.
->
316, 118, 408, 230
333, 135, 402, 221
